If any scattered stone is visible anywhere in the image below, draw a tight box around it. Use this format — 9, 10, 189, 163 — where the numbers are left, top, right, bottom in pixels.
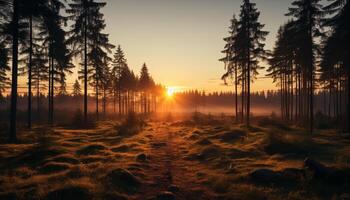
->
136, 153, 147, 162
105, 168, 141, 193
216, 129, 246, 143
197, 146, 220, 160
156, 191, 176, 200
304, 158, 333, 178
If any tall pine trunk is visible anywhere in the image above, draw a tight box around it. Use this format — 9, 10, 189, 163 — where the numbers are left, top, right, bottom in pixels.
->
27, 15, 33, 128
235, 63, 238, 122
10, 0, 19, 142
84, 14, 88, 124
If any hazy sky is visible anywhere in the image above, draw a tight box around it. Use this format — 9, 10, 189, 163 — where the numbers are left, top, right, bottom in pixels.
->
98, 0, 293, 92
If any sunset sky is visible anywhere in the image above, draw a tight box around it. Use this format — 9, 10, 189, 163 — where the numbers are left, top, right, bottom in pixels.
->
15, 0, 295, 94
101, 0, 292, 92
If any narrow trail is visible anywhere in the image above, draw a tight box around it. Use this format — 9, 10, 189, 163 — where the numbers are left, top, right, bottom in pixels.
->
137, 123, 217, 200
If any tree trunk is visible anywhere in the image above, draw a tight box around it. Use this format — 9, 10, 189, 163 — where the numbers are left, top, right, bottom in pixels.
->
235, 63, 238, 123
9, 0, 19, 142
84, 14, 88, 124
50, 58, 54, 125
96, 82, 99, 120
27, 15, 33, 129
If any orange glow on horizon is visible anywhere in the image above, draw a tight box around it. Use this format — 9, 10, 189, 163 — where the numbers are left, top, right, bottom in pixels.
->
166, 87, 176, 98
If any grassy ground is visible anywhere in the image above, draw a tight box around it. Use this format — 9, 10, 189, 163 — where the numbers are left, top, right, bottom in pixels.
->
0, 117, 349, 200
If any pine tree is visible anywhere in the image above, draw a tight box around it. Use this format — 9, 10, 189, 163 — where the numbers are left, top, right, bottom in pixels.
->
84, 4, 113, 120
286, 0, 323, 132
40, 0, 72, 125
220, 14, 239, 122
31, 44, 48, 120
67, 0, 107, 124
234, 0, 268, 126
9, 0, 19, 142
20, 0, 48, 128
111, 45, 127, 115
267, 21, 297, 122
0, 40, 9, 97
73, 79, 82, 97
139, 63, 152, 114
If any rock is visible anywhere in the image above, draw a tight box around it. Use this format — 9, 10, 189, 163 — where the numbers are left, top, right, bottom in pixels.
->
217, 129, 246, 142
197, 146, 220, 160
250, 168, 281, 183
304, 158, 333, 178
168, 185, 180, 193
156, 191, 176, 200
105, 168, 141, 193
136, 153, 147, 162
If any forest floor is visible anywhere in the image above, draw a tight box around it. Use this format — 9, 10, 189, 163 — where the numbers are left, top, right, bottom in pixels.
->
0, 116, 350, 200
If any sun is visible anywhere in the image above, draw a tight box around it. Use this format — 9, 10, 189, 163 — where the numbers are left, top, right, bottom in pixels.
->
166, 87, 176, 98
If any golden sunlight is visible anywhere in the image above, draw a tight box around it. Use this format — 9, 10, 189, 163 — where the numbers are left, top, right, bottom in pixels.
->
166, 87, 176, 98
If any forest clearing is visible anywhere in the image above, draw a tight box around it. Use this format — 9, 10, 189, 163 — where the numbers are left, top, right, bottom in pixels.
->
1, 115, 350, 200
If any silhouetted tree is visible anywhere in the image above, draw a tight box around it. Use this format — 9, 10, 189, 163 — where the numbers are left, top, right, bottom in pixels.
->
31, 43, 48, 120
83, 4, 113, 120
67, 0, 107, 124
321, 0, 350, 131
111, 45, 127, 115
286, 0, 323, 133
72, 79, 82, 97
234, 0, 268, 126
0, 40, 9, 98
139, 63, 153, 114
220, 14, 239, 122
267, 21, 297, 122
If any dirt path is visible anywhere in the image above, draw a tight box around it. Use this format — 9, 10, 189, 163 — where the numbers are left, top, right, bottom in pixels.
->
136, 123, 217, 200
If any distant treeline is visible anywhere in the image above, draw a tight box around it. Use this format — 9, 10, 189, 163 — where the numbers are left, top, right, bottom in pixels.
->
172, 90, 344, 116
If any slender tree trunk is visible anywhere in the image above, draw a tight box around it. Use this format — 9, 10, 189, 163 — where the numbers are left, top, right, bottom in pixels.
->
48, 55, 51, 123
103, 88, 106, 118
118, 90, 121, 116
50, 58, 54, 125
37, 78, 40, 122
96, 82, 99, 120
113, 91, 116, 114
235, 63, 238, 122
347, 71, 350, 131
84, 15, 88, 124
10, 0, 19, 142
27, 15, 33, 129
